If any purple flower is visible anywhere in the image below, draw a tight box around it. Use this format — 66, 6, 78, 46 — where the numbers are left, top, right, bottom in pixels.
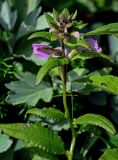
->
32, 44, 57, 59
79, 38, 102, 53
86, 38, 102, 53
32, 44, 69, 59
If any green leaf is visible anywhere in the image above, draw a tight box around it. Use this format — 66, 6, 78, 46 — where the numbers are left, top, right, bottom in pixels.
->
87, 73, 118, 95
74, 21, 88, 29
5, 72, 53, 106
53, 9, 59, 21
59, 8, 70, 21
0, 1, 17, 30
74, 114, 116, 135
27, 108, 65, 122
71, 50, 112, 61
65, 39, 91, 50
99, 148, 118, 160
45, 13, 58, 29
17, 8, 41, 39
36, 13, 50, 30
75, 73, 118, 95
84, 23, 118, 36
35, 57, 69, 85
71, 10, 77, 20
0, 134, 12, 153
0, 123, 65, 155
28, 32, 58, 41
27, 0, 40, 14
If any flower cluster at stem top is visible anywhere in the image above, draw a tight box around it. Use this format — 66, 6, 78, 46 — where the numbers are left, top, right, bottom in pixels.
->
32, 9, 102, 59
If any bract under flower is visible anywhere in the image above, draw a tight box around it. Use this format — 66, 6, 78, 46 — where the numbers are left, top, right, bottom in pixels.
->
72, 31, 80, 39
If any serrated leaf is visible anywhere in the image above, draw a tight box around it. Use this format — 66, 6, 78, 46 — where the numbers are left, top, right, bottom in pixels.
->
5, 72, 53, 106
0, 123, 65, 155
71, 50, 112, 61
65, 39, 91, 50
84, 23, 118, 36
59, 8, 70, 21
45, 13, 58, 29
87, 73, 118, 95
28, 32, 58, 41
35, 57, 69, 85
74, 113, 116, 135
99, 148, 118, 160
27, 108, 65, 122
75, 73, 118, 95
53, 9, 59, 21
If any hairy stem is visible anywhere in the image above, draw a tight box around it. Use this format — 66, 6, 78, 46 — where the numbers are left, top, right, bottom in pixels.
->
61, 65, 76, 160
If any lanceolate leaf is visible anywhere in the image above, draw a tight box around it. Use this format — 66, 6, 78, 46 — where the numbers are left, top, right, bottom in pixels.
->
84, 23, 118, 36
27, 108, 66, 122
74, 114, 116, 135
65, 39, 91, 50
99, 148, 118, 160
59, 8, 70, 21
87, 73, 118, 95
45, 13, 58, 29
0, 123, 65, 155
75, 73, 118, 95
28, 32, 59, 41
71, 10, 77, 20
71, 50, 112, 61
35, 57, 69, 85
53, 9, 59, 21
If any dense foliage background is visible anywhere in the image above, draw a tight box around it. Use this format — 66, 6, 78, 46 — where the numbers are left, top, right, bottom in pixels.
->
0, 0, 118, 159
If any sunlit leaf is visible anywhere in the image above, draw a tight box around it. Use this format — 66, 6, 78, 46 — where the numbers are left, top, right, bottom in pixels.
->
0, 123, 65, 155
28, 32, 58, 41
74, 113, 116, 135
99, 148, 118, 160
84, 23, 118, 36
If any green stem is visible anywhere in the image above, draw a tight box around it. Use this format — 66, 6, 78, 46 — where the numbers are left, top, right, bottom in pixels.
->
61, 65, 76, 160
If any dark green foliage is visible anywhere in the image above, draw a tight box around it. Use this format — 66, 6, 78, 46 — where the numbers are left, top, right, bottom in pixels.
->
1, 1, 118, 160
